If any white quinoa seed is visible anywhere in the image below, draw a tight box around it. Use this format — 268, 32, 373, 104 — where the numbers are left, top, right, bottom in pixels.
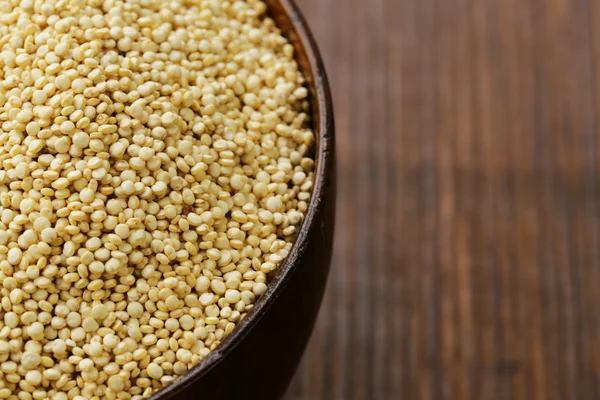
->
0, 0, 315, 398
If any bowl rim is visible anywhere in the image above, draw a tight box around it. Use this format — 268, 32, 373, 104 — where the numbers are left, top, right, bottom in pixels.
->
150, 0, 334, 398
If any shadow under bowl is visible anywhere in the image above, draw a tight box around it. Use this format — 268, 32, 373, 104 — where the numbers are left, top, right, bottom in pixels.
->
150, 0, 335, 398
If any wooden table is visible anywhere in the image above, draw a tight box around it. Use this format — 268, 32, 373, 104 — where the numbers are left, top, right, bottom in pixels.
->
285, 0, 600, 399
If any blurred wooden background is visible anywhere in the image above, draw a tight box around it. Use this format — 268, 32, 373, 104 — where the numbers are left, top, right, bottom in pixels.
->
285, 0, 600, 399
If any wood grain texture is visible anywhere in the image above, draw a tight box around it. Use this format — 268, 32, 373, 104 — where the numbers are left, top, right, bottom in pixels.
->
286, 0, 600, 399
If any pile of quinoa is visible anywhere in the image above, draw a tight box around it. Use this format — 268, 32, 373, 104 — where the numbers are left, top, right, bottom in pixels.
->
0, 0, 315, 399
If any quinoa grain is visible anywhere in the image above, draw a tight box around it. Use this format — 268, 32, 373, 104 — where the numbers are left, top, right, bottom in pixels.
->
0, 0, 314, 398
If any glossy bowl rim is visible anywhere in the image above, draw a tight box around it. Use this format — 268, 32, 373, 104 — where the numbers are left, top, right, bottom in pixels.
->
150, 0, 334, 398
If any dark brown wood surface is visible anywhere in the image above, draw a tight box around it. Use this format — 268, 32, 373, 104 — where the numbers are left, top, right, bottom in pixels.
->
286, 0, 600, 399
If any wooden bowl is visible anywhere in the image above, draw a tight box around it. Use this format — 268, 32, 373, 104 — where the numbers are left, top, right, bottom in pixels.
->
150, 0, 335, 398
